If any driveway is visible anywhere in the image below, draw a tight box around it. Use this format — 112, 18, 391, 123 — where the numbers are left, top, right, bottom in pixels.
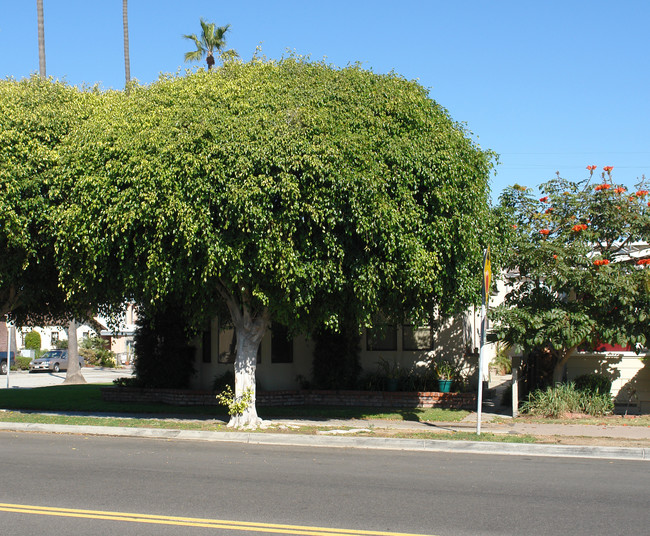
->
2, 367, 133, 389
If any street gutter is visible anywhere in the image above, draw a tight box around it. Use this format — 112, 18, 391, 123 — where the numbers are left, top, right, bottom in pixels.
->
0, 421, 647, 461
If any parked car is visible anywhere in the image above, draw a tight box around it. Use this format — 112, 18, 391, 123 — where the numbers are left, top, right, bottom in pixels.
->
0, 352, 16, 375
29, 350, 83, 373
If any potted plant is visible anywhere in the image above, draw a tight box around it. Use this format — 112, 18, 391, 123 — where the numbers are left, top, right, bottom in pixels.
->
434, 361, 457, 393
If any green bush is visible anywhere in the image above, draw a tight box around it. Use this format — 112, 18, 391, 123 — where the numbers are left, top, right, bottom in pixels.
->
521, 382, 613, 417
15, 356, 32, 370
24, 331, 41, 351
573, 373, 611, 395
79, 336, 117, 367
357, 362, 453, 392
54, 339, 68, 349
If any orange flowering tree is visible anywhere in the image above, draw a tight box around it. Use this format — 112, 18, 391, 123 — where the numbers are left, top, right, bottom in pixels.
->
493, 166, 650, 383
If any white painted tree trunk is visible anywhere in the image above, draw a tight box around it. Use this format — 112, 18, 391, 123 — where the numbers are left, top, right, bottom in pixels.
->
218, 283, 269, 429
228, 327, 264, 429
64, 318, 86, 385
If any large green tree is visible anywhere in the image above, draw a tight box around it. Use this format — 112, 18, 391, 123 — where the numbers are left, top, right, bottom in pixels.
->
493, 167, 650, 384
56, 58, 495, 427
183, 18, 230, 70
0, 77, 86, 322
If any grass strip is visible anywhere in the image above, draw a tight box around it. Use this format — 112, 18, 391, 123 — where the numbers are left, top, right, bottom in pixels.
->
0, 384, 469, 423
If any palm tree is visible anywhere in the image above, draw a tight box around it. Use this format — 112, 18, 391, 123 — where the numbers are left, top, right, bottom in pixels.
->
123, 0, 131, 85
183, 19, 230, 70
37, 0, 46, 78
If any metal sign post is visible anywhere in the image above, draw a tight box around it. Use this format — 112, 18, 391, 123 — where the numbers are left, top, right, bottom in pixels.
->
6, 317, 11, 389
476, 248, 491, 435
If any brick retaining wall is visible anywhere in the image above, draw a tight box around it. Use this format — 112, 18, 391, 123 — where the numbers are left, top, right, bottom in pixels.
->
100, 387, 476, 409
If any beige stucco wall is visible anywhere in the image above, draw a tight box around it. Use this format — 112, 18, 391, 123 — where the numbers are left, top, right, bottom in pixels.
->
191, 312, 485, 391
567, 352, 650, 413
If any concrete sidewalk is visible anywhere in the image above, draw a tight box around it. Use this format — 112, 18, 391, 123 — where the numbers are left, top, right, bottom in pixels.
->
0, 410, 648, 461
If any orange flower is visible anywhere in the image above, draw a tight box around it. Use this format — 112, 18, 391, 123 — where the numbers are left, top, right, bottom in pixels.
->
636, 190, 649, 197
603, 166, 614, 172
539, 229, 550, 236
511, 224, 518, 229
593, 259, 610, 266
539, 196, 549, 202
595, 184, 611, 191
586, 165, 597, 171
637, 259, 650, 265
572, 224, 588, 232
614, 187, 627, 194
553, 254, 558, 259
545, 207, 554, 214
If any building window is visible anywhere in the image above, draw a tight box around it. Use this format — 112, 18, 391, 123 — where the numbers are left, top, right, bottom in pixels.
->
50, 331, 59, 347
271, 323, 293, 363
202, 330, 212, 363
402, 324, 433, 351
366, 323, 397, 351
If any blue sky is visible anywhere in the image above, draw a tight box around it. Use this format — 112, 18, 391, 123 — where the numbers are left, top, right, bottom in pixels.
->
1, 0, 649, 201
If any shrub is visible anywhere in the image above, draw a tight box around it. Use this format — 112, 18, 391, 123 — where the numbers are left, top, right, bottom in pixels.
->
54, 339, 68, 349
24, 331, 41, 351
113, 376, 141, 387
15, 356, 32, 370
79, 336, 117, 367
573, 373, 611, 395
133, 302, 196, 389
521, 382, 613, 417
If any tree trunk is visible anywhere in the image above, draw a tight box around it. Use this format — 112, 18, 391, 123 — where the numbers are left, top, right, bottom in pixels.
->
37, 0, 46, 79
228, 323, 265, 429
122, 0, 131, 86
552, 346, 576, 385
63, 318, 86, 384
218, 284, 269, 429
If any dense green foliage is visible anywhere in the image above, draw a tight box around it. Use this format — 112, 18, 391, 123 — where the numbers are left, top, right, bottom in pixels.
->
493, 168, 650, 381
56, 58, 495, 332
14, 356, 32, 370
79, 336, 117, 368
24, 330, 41, 351
521, 382, 614, 417
573, 373, 612, 395
0, 77, 87, 321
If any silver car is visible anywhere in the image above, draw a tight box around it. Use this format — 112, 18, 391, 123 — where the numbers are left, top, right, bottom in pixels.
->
28, 350, 83, 373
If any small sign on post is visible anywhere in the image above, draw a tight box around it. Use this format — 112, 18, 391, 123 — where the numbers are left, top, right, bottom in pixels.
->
476, 247, 491, 435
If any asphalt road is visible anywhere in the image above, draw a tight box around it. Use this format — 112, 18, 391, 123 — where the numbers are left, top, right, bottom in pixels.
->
0, 432, 647, 536
2, 367, 132, 389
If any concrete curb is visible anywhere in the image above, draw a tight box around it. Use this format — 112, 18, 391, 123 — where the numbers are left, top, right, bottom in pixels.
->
1, 422, 647, 461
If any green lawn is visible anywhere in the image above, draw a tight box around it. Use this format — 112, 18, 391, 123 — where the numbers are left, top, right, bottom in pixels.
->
0, 384, 470, 423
